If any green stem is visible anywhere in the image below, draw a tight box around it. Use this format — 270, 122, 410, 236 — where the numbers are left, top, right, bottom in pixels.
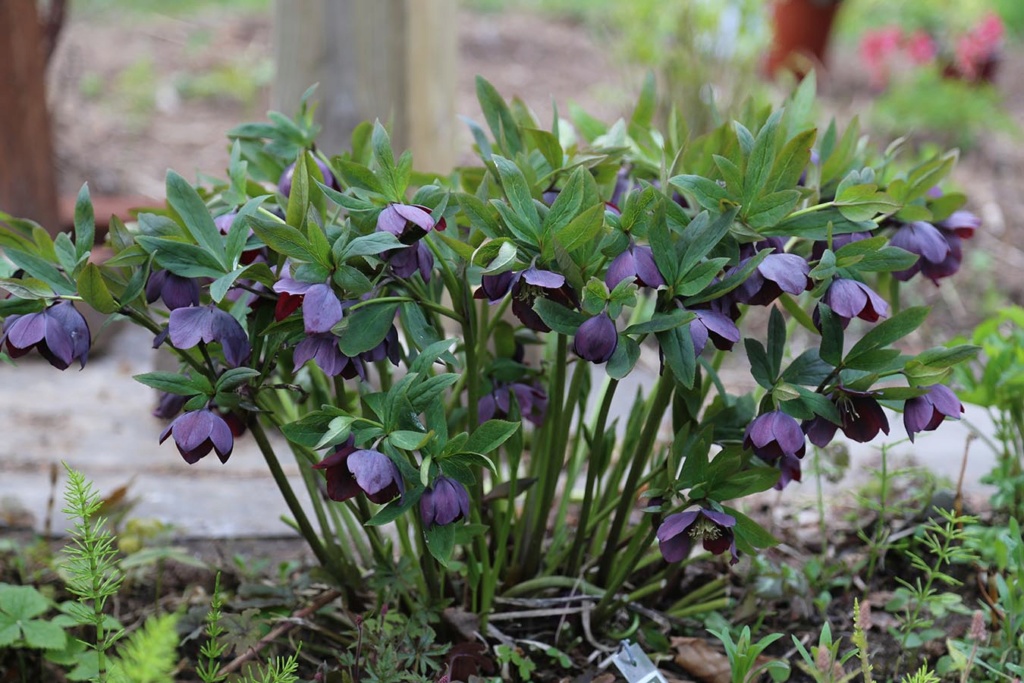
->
598, 376, 674, 586
248, 417, 340, 582
566, 379, 619, 576
594, 528, 657, 621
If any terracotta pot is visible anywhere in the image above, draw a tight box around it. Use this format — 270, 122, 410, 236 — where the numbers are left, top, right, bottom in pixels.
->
765, 0, 842, 78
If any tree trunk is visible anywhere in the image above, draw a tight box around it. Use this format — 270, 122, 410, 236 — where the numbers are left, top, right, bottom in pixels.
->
273, 0, 457, 174
0, 0, 60, 234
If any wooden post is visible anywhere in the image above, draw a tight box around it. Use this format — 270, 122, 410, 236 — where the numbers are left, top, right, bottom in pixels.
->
0, 0, 60, 234
273, 0, 457, 174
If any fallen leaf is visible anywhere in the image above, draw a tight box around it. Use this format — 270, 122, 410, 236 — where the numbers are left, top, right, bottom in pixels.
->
671, 637, 731, 683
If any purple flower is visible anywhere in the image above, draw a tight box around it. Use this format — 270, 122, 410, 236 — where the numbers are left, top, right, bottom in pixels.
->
146, 270, 200, 310
294, 333, 366, 379
733, 253, 811, 306
819, 278, 889, 328
939, 210, 980, 239
478, 381, 548, 426
776, 454, 802, 489
313, 444, 404, 504
605, 243, 665, 290
511, 267, 577, 332
420, 476, 471, 528
890, 222, 951, 282
159, 409, 234, 464
300, 283, 344, 334
689, 309, 740, 354
388, 242, 434, 282
376, 203, 437, 245
153, 392, 188, 419
657, 508, 738, 564
803, 388, 890, 446
474, 271, 518, 303
168, 305, 251, 367
573, 313, 618, 363
904, 384, 963, 442
278, 157, 338, 197
920, 232, 963, 284
1, 301, 91, 370
743, 410, 806, 462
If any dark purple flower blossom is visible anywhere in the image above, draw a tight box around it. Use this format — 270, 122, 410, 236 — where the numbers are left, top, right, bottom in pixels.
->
904, 384, 963, 442
939, 210, 980, 239
153, 392, 188, 419
388, 242, 434, 281
278, 157, 338, 197
657, 508, 738, 564
475, 270, 518, 302
689, 309, 740, 354
890, 221, 951, 282
920, 232, 963, 283
776, 454, 802, 489
803, 388, 890, 446
511, 267, 577, 332
420, 476, 471, 528
376, 203, 439, 245
313, 445, 404, 504
479, 381, 548, 426
743, 410, 806, 462
159, 409, 234, 464
301, 283, 344, 334
734, 253, 811, 306
294, 333, 365, 379
168, 305, 251, 367
1, 301, 90, 370
146, 270, 200, 310
605, 243, 665, 290
819, 278, 889, 328
573, 313, 618, 363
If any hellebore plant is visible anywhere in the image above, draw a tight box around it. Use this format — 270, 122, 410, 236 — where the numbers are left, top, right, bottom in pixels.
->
0, 76, 980, 630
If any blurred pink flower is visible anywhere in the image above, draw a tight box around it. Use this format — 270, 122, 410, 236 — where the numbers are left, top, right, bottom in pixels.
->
955, 13, 1004, 80
905, 30, 937, 65
860, 26, 903, 88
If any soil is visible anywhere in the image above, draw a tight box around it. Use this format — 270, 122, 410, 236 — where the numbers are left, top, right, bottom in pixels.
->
20, 3, 1023, 681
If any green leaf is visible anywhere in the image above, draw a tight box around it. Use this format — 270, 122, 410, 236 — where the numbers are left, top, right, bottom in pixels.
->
76, 263, 119, 314
314, 415, 355, 450
524, 128, 563, 170
371, 121, 401, 199
337, 301, 400, 356
607, 335, 640, 379
4, 248, 75, 295
389, 430, 433, 451
281, 412, 335, 448
709, 466, 780, 500
834, 184, 900, 222
424, 522, 456, 567
0, 277, 53, 299
678, 209, 736, 275
845, 306, 929, 365
745, 190, 801, 230
849, 246, 918, 273
133, 372, 209, 397
623, 309, 695, 335
21, 620, 67, 650
0, 584, 50, 620
768, 129, 815, 193
250, 215, 318, 264
335, 232, 403, 261
542, 167, 586, 235
493, 156, 539, 231
745, 338, 774, 390
724, 506, 779, 550
668, 175, 730, 211
135, 236, 226, 279
818, 304, 844, 367
476, 76, 523, 156
334, 157, 384, 195
73, 183, 95, 261
216, 368, 261, 392
554, 202, 605, 254
742, 109, 781, 204
465, 420, 519, 455
533, 298, 587, 335
780, 349, 831, 385
209, 266, 249, 304
657, 325, 696, 388
165, 170, 226, 270
54, 232, 79, 279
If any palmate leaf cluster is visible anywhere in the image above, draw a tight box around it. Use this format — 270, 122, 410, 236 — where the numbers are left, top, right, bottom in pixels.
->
0, 74, 980, 622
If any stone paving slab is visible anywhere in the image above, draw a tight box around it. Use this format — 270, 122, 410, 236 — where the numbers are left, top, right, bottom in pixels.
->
0, 324, 999, 539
